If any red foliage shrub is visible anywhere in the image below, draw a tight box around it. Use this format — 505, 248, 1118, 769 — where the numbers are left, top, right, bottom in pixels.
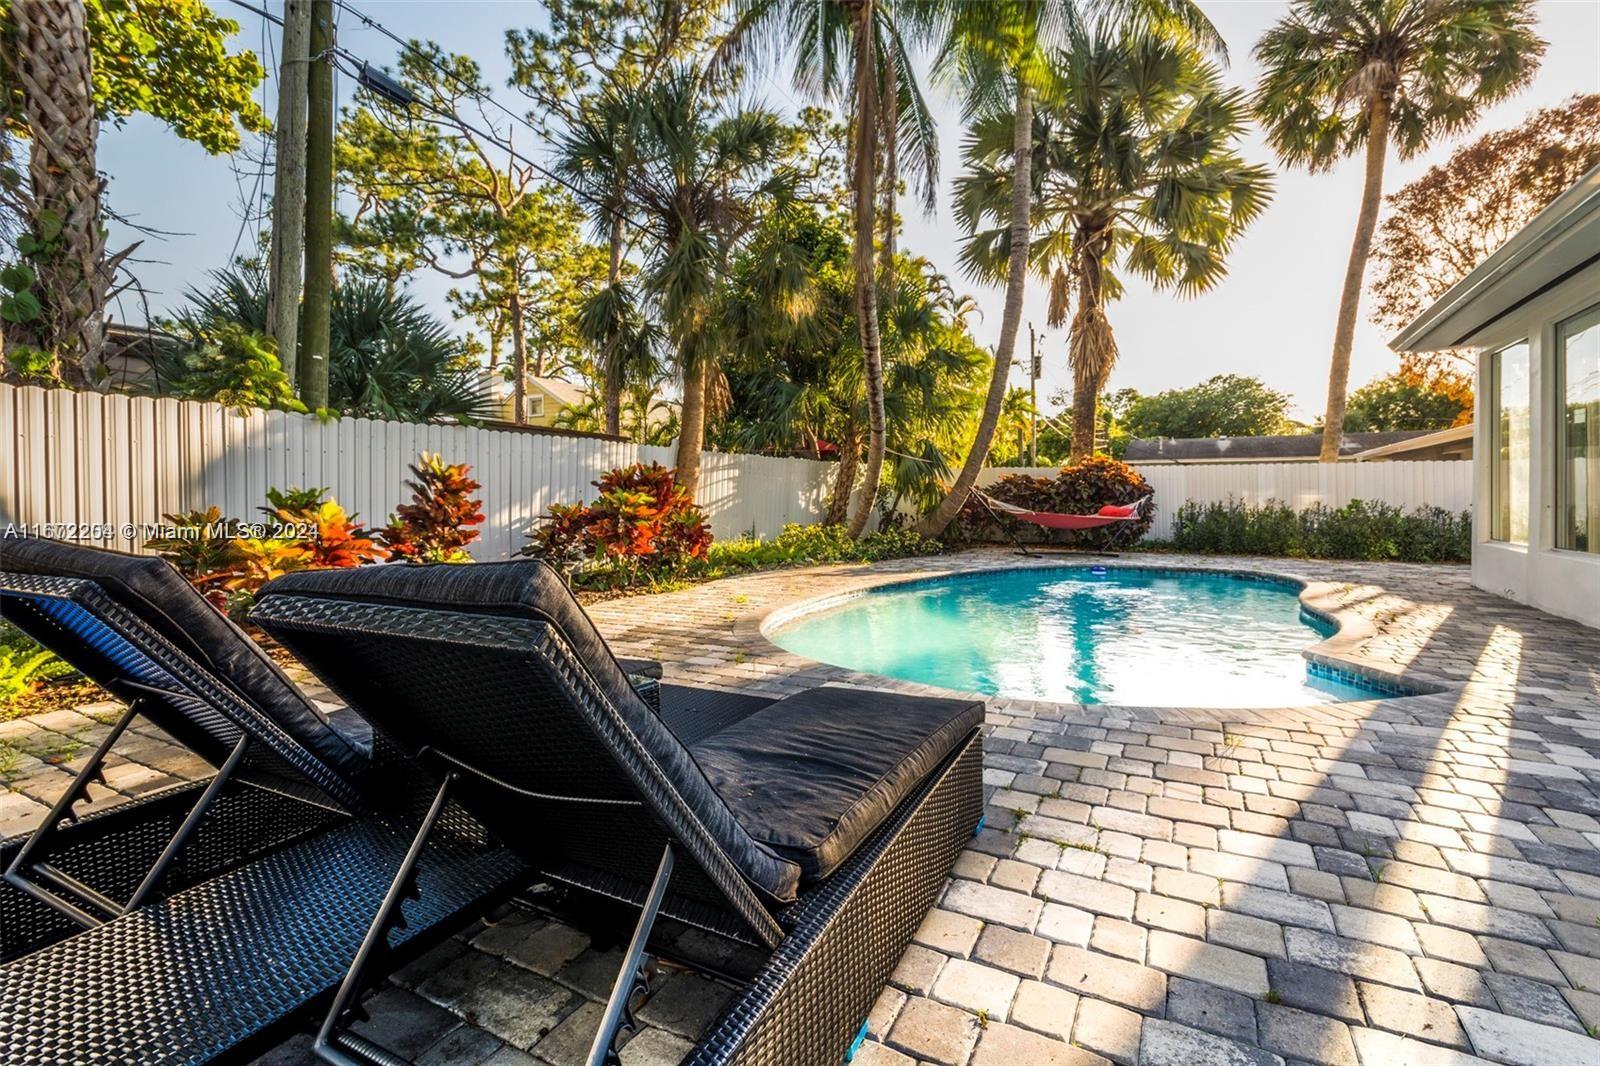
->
953, 455, 1155, 549
524, 462, 712, 578
380, 453, 486, 563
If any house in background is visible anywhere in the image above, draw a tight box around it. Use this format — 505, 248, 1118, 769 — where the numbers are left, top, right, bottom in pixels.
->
1393, 164, 1599, 628
484, 373, 588, 428
1124, 429, 1456, 464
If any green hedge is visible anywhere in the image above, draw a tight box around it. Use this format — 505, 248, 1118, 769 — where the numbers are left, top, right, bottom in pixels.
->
1169, 499, 1471, 562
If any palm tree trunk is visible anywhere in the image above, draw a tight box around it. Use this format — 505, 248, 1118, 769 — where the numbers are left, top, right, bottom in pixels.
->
12, 0, 108, 386
676, 359, 707, 501
880, 50, 898, 306
827, 427, 860, 525
1067, 246, 1116, 463
1319, 95, 1391, 463
916, 77, 1033, 537
509, 288, 528, 423
602, 211, 625, 436
846, 0, 885, 538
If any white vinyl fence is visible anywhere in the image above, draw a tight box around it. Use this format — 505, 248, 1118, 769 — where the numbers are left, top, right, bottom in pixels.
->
0, 384, 835, 558
978, 460, 1474, 540
1, 383, 1474, 557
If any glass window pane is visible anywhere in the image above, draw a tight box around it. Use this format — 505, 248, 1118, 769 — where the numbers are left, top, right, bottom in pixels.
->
1490, 341, 1530, 544
1557, 304, 1600, 554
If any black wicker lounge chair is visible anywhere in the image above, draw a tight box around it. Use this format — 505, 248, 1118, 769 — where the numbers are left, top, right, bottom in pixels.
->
251, 559, 985, 1066
0, 536, 528, 1062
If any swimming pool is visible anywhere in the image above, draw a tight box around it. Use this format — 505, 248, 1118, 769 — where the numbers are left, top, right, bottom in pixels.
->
768, 567, 1395, 707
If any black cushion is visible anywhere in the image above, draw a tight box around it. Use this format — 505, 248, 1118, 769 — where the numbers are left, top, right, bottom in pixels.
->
0, 535, 371, 776
690, 685, 984, 883
259, 559, 804, 903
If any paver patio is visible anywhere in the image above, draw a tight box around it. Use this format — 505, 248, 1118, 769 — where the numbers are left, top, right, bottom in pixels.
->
5, 549, 1600, 1065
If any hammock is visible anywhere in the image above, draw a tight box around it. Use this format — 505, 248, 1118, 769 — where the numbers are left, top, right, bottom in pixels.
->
975, 491, 1150, 531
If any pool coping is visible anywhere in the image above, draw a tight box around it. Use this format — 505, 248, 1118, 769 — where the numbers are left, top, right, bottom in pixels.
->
736, 555, 1452, 712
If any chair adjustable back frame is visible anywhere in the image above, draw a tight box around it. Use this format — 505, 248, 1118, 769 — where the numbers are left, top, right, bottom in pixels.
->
0, 570, 357, 933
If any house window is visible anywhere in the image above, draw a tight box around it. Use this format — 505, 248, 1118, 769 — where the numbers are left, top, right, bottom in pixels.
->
1489, 340, 1530, 544
1557, 303, 1600, 554
529, 394, 546, 418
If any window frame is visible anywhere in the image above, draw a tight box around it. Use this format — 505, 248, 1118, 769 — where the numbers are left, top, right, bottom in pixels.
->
1554, 301, 1600, 555
1487, 338, 1531, 545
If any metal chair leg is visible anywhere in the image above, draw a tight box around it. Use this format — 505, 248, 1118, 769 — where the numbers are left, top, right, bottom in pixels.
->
314, 774, 455, 1066
588, 842, 674, 1066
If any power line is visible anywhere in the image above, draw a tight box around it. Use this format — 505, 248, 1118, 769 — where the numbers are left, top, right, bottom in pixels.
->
225, 0, 796, 297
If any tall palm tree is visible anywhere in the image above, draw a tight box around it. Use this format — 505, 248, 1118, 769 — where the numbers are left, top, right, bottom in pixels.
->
6, 0, 108, 385
1254, 0, 1543, 462
578, 65, 791, 500
915, 0, 1224, 536
716, 0, 942, 536
956, 29, 1272, 462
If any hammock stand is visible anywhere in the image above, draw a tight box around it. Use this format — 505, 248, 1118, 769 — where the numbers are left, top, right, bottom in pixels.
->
970, 491, 1151, 557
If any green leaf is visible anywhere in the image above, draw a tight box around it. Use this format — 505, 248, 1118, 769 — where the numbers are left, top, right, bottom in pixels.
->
34, 210, 63, 243
0, 290, 43, 323
15, 235, 40, 257
0, 263, 36, 293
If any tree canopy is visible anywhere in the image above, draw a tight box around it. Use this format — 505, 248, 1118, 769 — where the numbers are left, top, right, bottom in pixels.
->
1342, 369, 1471, 432
2, 0, 268, 154
1120, 375, 1294, 440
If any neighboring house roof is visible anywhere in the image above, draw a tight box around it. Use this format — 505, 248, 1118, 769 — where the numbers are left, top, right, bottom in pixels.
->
526, 376, 587, 407
1352, 423, 1474, 462
1125, 431, 1438, 463
1392, 162, 1600, 352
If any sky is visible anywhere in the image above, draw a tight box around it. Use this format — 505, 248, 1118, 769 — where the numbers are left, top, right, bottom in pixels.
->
100, 0, 1600, 422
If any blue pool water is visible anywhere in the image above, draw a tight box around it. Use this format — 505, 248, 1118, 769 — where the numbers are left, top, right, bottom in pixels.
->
770, 567, 1391, 707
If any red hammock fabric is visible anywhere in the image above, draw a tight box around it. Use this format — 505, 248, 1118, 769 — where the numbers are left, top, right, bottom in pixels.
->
978, 493, 1147, 531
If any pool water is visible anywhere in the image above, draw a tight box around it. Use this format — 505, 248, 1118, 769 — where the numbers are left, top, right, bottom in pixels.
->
770, 567, 1390, 707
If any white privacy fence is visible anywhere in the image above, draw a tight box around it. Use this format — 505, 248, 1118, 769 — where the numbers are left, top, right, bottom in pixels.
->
1, 383, 1474, 556
0, 385, 835, 558
978, 460, 1474, 540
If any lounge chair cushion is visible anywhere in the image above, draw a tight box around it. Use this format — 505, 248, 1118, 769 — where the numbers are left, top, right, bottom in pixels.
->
260, 559, 805, 903
690, 685, 984, 882
0, 535, 371, 776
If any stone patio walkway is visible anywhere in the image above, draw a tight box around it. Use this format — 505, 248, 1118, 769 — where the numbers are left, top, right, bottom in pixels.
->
7, 550, 1600, 1066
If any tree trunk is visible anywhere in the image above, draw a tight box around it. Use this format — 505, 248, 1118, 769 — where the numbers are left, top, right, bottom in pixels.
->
916, 77, 1033, 537
602, 212, 625, 436
880, 48, 898, 306
676, 359, 707, 501
1067, 244, 1116, 463
827, 427, 860, 525
12, 0, 108, 385
267, 0, 311, 385
1319, 95, 1391, 462
846, 0, 884, 538
509, 288, 528, 423
297, 0, 334, 408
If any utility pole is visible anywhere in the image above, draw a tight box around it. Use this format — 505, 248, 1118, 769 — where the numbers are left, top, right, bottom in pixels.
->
1028, 322, 1039, 467
267, 0, 311, 386
297, 0, 334, 408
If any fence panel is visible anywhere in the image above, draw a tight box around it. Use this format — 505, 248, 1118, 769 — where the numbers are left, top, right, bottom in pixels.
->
0, 385, 836, 558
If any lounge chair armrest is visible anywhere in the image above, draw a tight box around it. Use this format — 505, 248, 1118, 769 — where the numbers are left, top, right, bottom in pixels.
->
615, 657, 664, 680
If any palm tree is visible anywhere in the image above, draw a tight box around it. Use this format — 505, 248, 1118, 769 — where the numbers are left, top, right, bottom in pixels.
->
579, 65, 791, 500
1254, 0, 1543, 462
5, 0, 109, 384
716, 0, 942, 536
558, 85, 645, 435
956, 29, 1272, 462
915, 0, 1223, 536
